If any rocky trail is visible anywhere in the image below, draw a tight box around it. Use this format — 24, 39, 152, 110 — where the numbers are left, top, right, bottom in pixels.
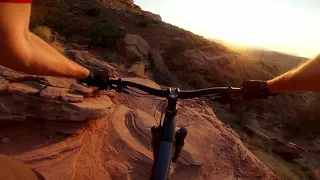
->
0, 49, 278, 179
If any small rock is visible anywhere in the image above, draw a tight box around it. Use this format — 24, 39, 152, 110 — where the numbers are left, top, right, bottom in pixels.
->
70, 84, 94, 96
61, 93, 84, 103
271, 138, 306, 160
40, 86, 70, 100
2, 69, 29, 81
1, 137, 10, 143
38, 76, 77, 88
0, 114, 26, 122
8, 81, 45, 95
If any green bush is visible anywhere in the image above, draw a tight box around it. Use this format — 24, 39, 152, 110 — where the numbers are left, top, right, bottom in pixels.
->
287, 99, 320, 139
85, 7, 102, 17
30, 0, 71, 29
89, 22, 126, 48
137, 18, 150, 28
103, 52, 124, 66
253, 150, 300, 180
166, 40, 186, 57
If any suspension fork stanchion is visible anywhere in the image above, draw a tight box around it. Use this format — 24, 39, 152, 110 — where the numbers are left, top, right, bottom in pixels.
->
151, 126, 161, 162
150, 126, 161, 180
172, 127, 188, 163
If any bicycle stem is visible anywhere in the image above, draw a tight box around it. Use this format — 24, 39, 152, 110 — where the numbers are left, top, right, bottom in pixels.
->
150, 88, 180, 180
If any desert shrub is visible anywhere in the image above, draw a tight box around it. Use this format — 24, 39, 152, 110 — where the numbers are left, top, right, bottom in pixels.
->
85, 7, 102, 17
42, 12, 71, 33
50, 40, 65, 54
32, 26, 52, 42
137, 18, 150, 28
287, 95, 320, 139
234, 110, 250, 126
30, 0, 71, 30
253, 150, 300, 180
127, 61, 149, 78
103, 52, 124, 65
89, 22, 126, 48
166, 40, 186, 57
32, 26, 65, 54
245, 137, 272, 152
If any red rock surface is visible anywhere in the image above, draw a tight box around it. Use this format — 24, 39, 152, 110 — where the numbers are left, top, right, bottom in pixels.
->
0, 77, 279, 180
0, 43, 279, 179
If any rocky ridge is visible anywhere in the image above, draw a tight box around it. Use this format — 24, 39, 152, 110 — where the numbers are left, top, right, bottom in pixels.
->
0, 47, 278, 179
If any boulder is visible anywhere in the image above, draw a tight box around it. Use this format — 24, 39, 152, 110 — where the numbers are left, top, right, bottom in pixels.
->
123, 34, 137, 46
271, 138, 306, 160
149, 50, 174, 85
120, 34, 151, 69
119, 35, 175, 85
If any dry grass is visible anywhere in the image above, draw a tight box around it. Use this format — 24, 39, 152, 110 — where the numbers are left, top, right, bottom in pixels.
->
128, 61, 148, 78
32, 25, 65, 54
103, 52, 123, 65
50, 40, 65, 54
253, 150, 300, 180
32, 26, 52, 42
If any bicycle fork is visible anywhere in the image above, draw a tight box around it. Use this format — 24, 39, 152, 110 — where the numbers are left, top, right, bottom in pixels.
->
151, 126, 188, 166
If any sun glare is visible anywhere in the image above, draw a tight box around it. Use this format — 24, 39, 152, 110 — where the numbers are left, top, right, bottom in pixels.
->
136, 0, 320, 58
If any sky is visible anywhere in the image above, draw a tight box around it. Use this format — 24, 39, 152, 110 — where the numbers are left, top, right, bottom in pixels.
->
135, 0, 320, 58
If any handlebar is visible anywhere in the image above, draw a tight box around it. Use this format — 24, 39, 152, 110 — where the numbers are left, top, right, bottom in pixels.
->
106, 78, 243, 101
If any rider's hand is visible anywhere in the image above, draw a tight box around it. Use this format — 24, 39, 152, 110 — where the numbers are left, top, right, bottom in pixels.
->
78, 70, 109, 90
241, 80, 277, 100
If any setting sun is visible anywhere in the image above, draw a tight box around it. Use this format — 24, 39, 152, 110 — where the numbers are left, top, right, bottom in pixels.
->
135, 0, 320, 58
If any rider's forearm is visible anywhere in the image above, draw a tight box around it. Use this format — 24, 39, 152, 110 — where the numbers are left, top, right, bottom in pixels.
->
1, 31, 90, 80
267, 54, 320, 93
0, 2, 90, 80
29, 33, 90, 79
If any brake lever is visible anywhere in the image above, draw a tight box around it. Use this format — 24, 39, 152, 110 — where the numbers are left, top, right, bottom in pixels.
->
105, 78, 124, 93
212, 87, 243, 105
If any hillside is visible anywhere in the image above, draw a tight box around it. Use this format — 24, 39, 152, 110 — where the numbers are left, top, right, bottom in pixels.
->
0, 0, 319, 179
31, 0, 276, 87
213, 40, 308, 74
